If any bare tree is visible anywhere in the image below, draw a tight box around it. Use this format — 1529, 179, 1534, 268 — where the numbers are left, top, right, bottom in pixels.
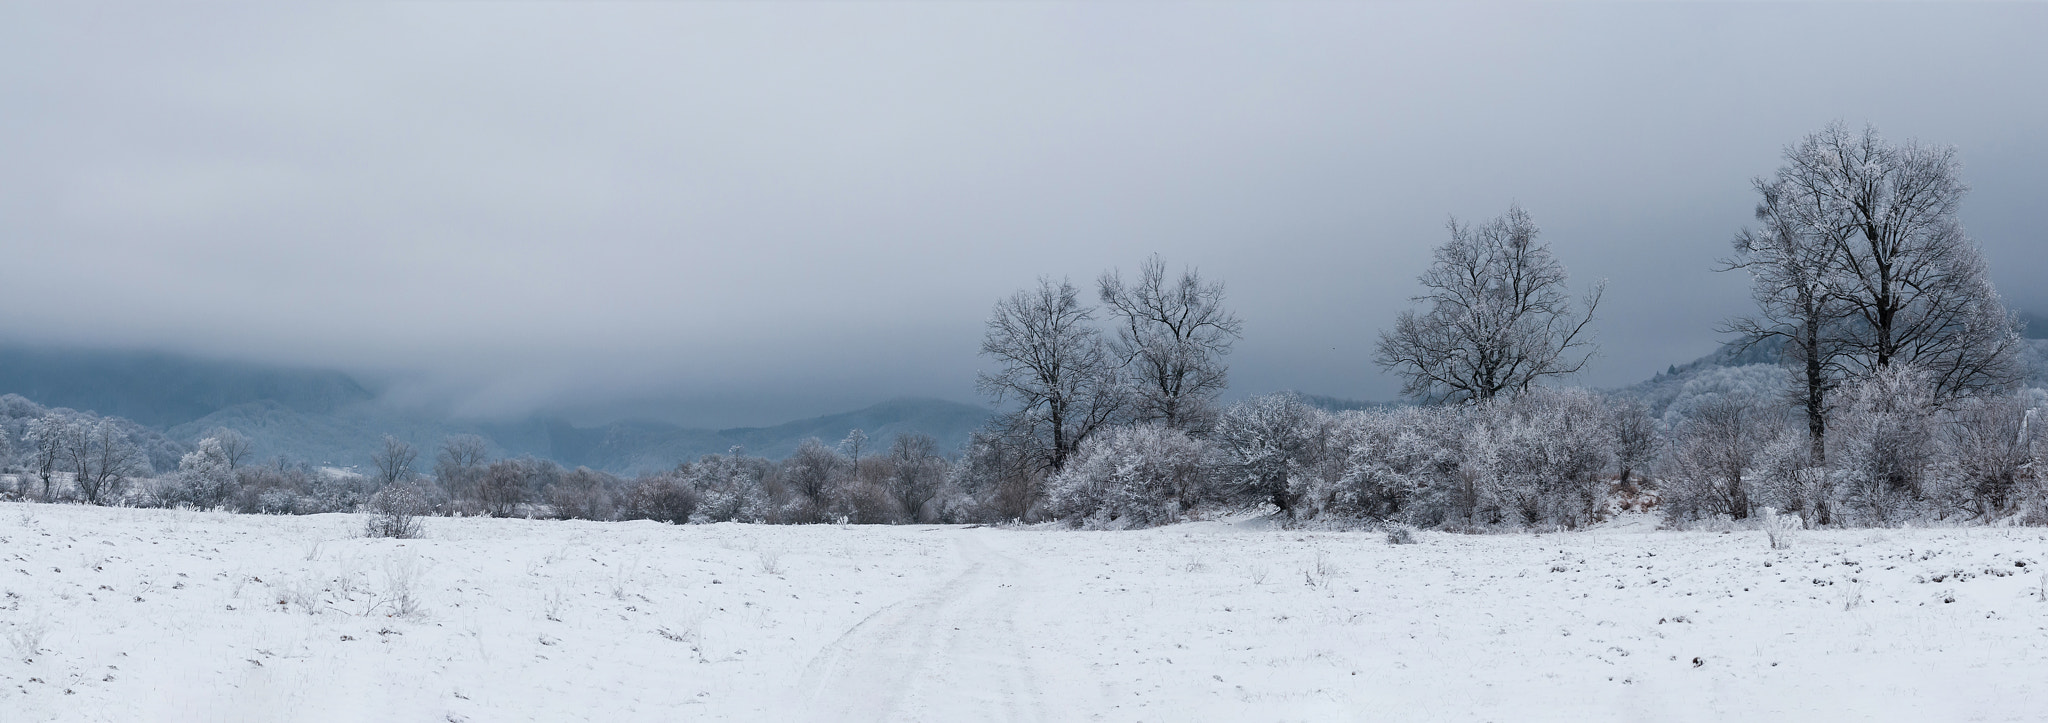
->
1763, 122, 2022, 404
24, 414, 68, 500
885, 433, 946, 522
1098, 255, 1243, 433
1943, 393, 2034, 520
207, 427, 254, 471
75, 420, 146, 505
978, 277, 1127, 473
476, 460, 528, 517
61, 418, 93, 499
1609, 397, 1657, 486
1664, 397, 1775, 521
1375, 205, 1603, 404
784, 437, 841, 522
435, 433, 491, 505
372, 435, 419, 487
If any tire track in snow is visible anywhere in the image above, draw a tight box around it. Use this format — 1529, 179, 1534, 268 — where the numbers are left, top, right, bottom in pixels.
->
797, 532, 1045, 723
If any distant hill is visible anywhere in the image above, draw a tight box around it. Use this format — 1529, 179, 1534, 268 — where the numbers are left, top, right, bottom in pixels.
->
1612, 334, 2048, 419
167, 397, 990, 475
0, 343, 990, 474
0, 344, 372, 428
517, 397, 992, 473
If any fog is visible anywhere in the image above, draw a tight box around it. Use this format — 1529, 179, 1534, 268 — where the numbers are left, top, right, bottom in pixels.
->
2, 3, 2042, 426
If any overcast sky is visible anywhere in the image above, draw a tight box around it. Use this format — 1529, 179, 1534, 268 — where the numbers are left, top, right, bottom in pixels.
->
2, 3, 2043, 426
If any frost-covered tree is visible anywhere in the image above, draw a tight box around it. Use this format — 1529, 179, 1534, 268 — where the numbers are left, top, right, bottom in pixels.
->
1751, 428, 1835, 527
1760, 122, 2022, 406
623, 472, 697, 524
364, 482, 428, 538
476, 460, 530, 517
1098, 255, 1243, 433
839, 429, 868, 471
544, 467, 620, 521
178, 436, 237, 507
978, 277, 1127, 473
1376, 205, 1603, 404
954, 428, 1043, 523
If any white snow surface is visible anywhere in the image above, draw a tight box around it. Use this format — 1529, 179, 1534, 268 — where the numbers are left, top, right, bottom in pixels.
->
3, 504, 2046, 722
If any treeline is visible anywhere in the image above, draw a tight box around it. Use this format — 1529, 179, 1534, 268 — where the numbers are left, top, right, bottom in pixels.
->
967, 121, 2045, 531
346, 430, 976, 525
1049, 380, 2048, 530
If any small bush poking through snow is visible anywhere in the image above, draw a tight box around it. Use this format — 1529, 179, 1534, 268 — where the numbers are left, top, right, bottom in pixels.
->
379, 553, 425, 618
365, 483, 428, 539
7, 616, 47, 661
1385, 526, 1417, 545
1761, 507, 1796, 550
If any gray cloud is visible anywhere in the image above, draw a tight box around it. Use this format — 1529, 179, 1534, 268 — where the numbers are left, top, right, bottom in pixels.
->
2, 3, 2043, 426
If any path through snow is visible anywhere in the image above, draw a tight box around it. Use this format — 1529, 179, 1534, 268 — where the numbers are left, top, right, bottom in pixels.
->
798, 534, 1043, 722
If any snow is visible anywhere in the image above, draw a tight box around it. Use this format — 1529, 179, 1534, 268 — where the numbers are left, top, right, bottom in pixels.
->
3, 504, 2046, 721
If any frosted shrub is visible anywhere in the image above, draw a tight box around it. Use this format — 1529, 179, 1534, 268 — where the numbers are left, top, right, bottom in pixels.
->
545, 467, 621, 521
1661, 397, 1778, 523
1331, 405, 1465, 524
1829, 366, 1940, 525
1938, 393, 2036, 521
779, 438, 842, 524
952, 430, 1044, 523
623, 474, 697, 524
684, 451, 773, 522
1213, 394, 1329, 518
1751, 431, 1834, 527
476, 460, 530, 518
1461, 388, 1612, 529
1384, 525, 1417, 545
1046, 425, 1208, 528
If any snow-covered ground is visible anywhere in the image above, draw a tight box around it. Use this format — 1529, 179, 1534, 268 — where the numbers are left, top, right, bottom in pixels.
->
3, 503, 2045, 722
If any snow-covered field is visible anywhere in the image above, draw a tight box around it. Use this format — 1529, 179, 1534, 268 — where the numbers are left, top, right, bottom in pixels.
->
3, 503, 2046, 722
